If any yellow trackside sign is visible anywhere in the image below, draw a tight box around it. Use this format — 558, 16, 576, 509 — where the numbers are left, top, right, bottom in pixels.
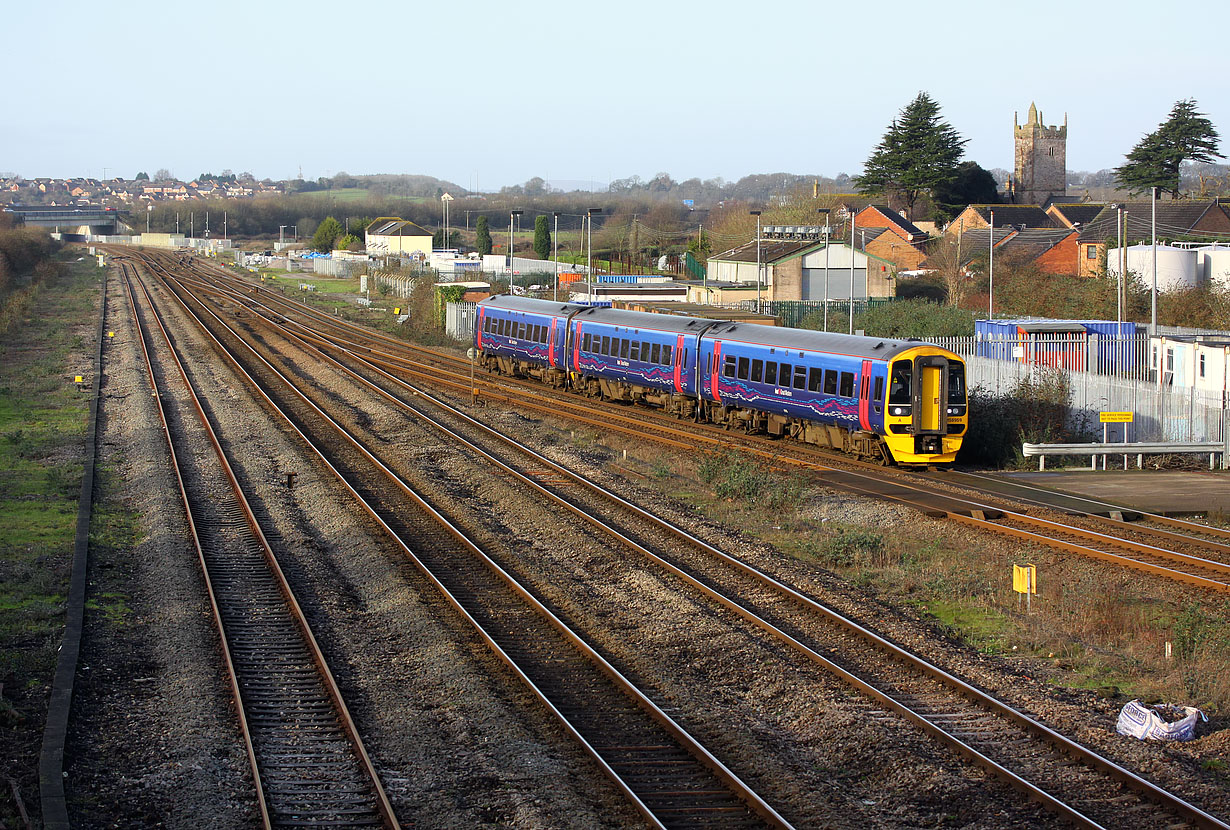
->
1099, 411, 1133, 423
1013, 564, 1037, 595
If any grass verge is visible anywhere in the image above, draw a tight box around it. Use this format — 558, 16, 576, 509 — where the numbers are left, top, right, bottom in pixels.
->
0, 252, 101, 825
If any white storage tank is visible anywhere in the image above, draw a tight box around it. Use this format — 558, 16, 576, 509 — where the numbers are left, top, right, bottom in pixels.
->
1198, 245, 1230, 289
1106, 245, 1199, 291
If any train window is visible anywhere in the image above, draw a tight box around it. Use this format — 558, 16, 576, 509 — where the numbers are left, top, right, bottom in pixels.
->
874, 376, 884, 405
777, 363, 791, 386
651, 343, 662, 364
737, 357, 750, 380
840, 372, 854, 397
824, 369, 838, 395
629, 341, 640, 361
537, 325, 546, 343
793, 366, 807, 389
517, 322, 525, 339
642, 342, 650, 361
484, 317, 492, 333
601, 335, 611, 354
808, 367, 822, 392
766, 361, 777, 384
621, 339, 630, 359
582, 333, 591, 351
662, 344, 672, 365
947, 363, 966, 402
500, 319, 509, 336
889, 361, 911, 404
751, 359, 764, 383
723, 355, 736, 378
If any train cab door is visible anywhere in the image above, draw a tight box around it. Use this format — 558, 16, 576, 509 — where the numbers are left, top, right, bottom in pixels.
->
913, 356, 948, 434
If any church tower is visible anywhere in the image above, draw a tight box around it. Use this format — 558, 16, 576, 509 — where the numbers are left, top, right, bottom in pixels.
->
1012, 103, 1067, 205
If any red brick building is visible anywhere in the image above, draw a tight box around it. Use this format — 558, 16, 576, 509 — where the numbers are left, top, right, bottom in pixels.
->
852, 205, 929, 270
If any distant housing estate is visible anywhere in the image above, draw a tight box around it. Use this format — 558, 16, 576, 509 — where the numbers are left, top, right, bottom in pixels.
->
0, 175, 284, 207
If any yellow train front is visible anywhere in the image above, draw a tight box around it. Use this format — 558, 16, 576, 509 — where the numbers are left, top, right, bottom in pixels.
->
881, 344, 967, 464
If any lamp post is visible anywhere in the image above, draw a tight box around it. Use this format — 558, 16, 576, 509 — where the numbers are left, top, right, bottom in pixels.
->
817, 208, 831, 331
1151, 187, 1158, 335
146, 204, 152, 233
749, 210, 762, 314
552, 211, 561, 301
586, 208, 601, 303
849, 209, 857, 334
441, 192, 453, 252
988, 209, 995, 320
509, 209, 522, 282
1113, 204, 1122, 332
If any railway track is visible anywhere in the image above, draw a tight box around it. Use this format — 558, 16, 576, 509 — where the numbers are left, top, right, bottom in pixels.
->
120, 264, 399, 828
131, 255, 792, 828
170, 259, 1230, 595
142, 253, 1229, 829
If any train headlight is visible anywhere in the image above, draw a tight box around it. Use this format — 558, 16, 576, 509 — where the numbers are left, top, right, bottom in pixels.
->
892, 407, 903, 415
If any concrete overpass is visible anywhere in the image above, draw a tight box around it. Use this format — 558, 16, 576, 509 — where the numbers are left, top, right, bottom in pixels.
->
2, 205, 129, 235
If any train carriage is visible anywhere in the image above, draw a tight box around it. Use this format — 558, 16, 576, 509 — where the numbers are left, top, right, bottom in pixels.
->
566, 306, 714, 418
476, 295, 584, 387
697, 324, 965, 464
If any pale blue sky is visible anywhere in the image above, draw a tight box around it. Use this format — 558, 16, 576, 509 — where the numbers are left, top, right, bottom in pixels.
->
4, 0, 1225, 188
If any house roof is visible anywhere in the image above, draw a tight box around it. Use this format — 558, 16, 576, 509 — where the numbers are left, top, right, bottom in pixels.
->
367, 219, 432, 237
926, 228, 1017, 269
1076, 201, 1230, 243
1047, 204, 1105, 228
709, 239, 822, 264
964, 204, 1057, 229
857, 204, 927, 240
995, 228, 1076, 261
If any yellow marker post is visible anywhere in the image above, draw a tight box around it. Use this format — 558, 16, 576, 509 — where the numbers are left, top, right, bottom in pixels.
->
107, 331, 115, 338
1099, 412, 1133, 469
74, 376, 83, 384
1013, 564, 1037, 612
393, 307, 400, 315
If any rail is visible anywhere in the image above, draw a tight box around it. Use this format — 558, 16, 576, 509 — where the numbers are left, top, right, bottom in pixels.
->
1022, 441, 1230, 470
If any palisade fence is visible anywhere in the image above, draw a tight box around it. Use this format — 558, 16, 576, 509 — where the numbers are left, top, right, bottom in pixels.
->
447, 301, 478, 342
929, 333, 1227, 444
443, 301, 1227, 444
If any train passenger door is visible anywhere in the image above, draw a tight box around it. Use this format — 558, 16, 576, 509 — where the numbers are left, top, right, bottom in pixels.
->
674, 334, 685, 393
914, 356, 948, 433
858, 360, 872, 430
548, 318, 558, 367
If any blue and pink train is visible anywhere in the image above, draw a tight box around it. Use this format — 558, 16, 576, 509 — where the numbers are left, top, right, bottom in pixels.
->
475, 295, 966, 464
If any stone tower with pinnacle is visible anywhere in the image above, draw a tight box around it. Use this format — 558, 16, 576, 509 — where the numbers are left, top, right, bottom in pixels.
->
1012, 102, 1067, 205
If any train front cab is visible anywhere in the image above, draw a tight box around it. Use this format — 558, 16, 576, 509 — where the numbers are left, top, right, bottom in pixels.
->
883, 347, 966, 464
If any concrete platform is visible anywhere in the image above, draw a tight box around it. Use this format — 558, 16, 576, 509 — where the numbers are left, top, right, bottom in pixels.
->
998, 469, 1230, 516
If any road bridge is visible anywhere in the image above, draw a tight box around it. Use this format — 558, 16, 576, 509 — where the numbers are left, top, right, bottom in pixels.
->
2, 205, 128, 234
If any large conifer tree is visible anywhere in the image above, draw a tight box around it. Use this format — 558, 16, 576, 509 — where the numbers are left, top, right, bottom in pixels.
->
854, 92, 966, 216
1115, 99, 1223, 198
533, 214, 551, 260
475, 216, 492, 256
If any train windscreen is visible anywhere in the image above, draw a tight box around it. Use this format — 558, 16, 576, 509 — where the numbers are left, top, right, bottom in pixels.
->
947, 363, 966, 403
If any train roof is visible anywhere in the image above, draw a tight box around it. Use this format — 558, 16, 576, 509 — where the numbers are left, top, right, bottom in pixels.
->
478, 294, 588, 315
706, 321, 938, 361
571, 305, 723, 335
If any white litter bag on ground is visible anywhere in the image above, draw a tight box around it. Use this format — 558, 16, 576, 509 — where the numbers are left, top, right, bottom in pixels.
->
1116, 700, 1206, 741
